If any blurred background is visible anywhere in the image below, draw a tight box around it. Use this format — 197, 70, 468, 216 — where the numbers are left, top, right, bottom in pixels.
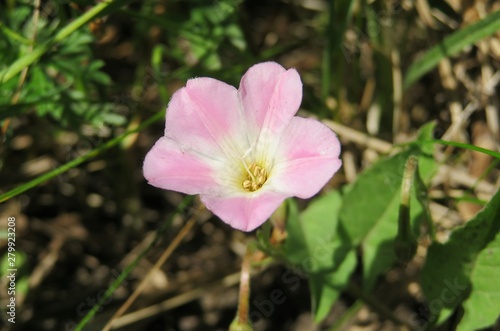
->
0, 0, 499, 330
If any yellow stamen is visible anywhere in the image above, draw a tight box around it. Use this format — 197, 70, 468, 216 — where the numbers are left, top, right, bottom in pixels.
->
242, 164, 267, 192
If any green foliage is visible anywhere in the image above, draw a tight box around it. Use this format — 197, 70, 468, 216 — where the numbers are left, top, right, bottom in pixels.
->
457, 231, 500, 331
167, 0, 247, 70
339, 122, 438, 290
393, 156, 419, 267
421, 187, 500, 328
284, 191, 342, 271
283, 120, 500, 327
2, 1, 500, 329
0, 250, 29, 297
309, 250, 357, 322
284, 191, 356, 322
321, 0, 356, 99
283, 122, 441, 322
0, 1, 124, 128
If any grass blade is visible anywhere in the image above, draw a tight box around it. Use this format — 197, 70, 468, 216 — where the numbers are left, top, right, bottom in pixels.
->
431, 139, 500, 159
404, 10, 500, 90
0, 110, 164, 203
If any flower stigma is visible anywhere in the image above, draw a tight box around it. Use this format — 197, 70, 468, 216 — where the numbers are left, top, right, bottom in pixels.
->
242, 164, 268, 192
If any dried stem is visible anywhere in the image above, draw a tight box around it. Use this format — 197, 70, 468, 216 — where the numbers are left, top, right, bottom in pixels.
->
111, 272, 241, 329
234, 244, 253, 326
102, 206, 202, 331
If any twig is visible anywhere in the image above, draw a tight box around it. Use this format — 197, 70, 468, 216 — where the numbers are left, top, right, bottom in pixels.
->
110, 272, 241, 329
28, 236, 64, 291
117, 231, 156, 268
342, 150, 357, 183
434, 165, 497, 195
415, 0, 438, 28
392, 49, 404, 139
321, 119, 393, 153
102, 206, 203, 331
359, 78, 376, 113
429, 202, 463, 228
234, 245, 252, 326
441, 101, 478, 142
320, 118, 497, 194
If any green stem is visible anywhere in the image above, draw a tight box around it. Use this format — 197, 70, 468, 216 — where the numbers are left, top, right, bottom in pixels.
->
0, 110, 164, 203
431, 139, 500, 159
0, 45, 49, 84
54, 1, 110, 43
321, 0, 335, 100
394, 155, 418, 266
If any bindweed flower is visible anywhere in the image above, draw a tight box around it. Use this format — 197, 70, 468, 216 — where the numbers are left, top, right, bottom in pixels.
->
143, 62, 341, 231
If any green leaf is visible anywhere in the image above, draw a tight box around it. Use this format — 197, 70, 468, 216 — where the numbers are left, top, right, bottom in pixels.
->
0, 22, 34, 45
457, 231, 500, 331
414, 160, 435, 239
226, 24, 247, 51
404, 10, 500, 90
339, 123, 437, 290
421, 187, 500, 326
284, 191, 356, 322
0, 44, 50, 84
1, 251, 29, 297
309, 250, 356, 322
29, 67, 59, 116
414, 122, 436, 155
99, 112, 126, 126
284, 191, 342, 272
365, 152, 436, 289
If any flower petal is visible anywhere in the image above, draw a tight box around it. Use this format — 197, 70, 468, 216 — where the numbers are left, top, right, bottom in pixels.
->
270, 117, 342, 198
143, 137, 222, 195
165, 77, 247, 161
201, 192, 287, 231
239, 62, 302, 135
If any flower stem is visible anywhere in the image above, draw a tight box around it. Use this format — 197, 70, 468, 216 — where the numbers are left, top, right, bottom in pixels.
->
230, 244, 254, 331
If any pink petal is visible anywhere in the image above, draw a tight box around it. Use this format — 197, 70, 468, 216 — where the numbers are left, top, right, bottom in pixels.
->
201, 192, 287, 231
143, 137, 222, 195
270, 117, 342, 198
239, 62, 302, 135
165, 77, 246, 159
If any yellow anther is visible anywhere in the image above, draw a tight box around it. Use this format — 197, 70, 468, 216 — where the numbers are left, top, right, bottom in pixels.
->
242, 164, 267, 192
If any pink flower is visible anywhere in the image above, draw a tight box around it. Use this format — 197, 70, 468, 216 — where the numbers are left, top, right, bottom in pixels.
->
143, 62, 341, 231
